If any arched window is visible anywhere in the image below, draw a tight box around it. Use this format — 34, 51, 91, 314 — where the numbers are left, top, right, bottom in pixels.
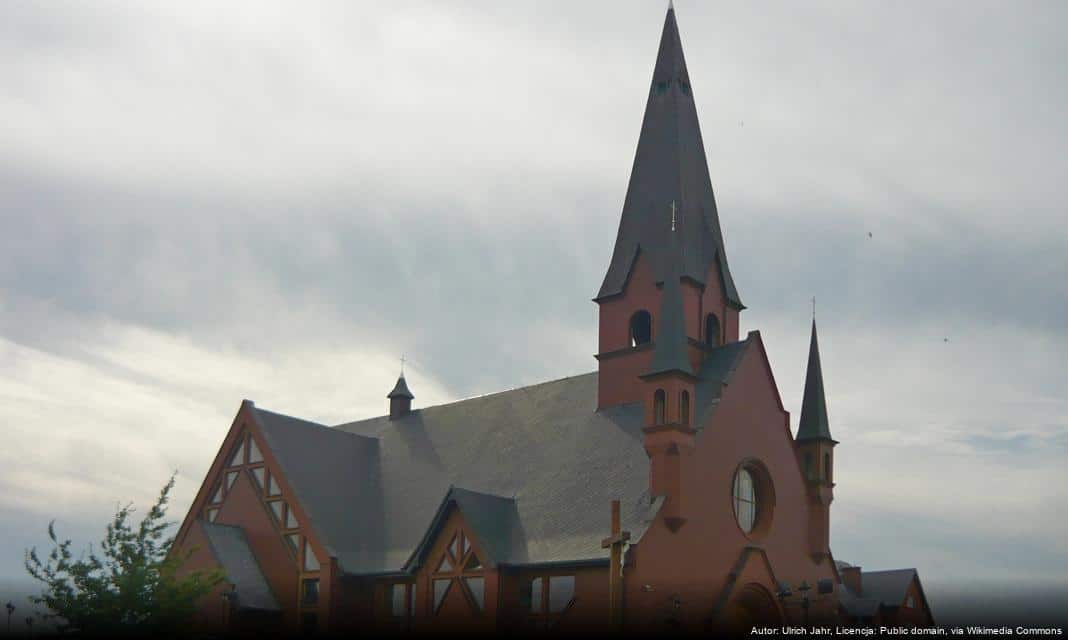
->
705, 313, 720, 347
824, 453, 832, 483
680, 390, 690, 426
630, 310, 652, 347
653, 389, 666, 425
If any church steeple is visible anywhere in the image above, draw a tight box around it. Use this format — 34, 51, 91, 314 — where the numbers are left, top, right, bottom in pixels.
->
797, 319, 833, 442
596, 4, 742, 308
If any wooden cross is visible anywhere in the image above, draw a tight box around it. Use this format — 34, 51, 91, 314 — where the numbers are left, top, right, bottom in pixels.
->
601, 500, 631, 628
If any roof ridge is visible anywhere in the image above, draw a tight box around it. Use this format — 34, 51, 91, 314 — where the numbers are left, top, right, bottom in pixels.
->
334, 371, 598, 428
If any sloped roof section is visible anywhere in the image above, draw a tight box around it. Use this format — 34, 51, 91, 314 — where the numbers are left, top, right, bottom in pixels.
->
597, 5, 742, 307
405, 487, 527, 570
250, 407, 386, 571
797, 319, 834, 442
693, 337, 752, 428
249, 373, 660, 576
388, 375, 414, 400
200, 522, 280, 612
861, 568, 919, 607
644, 258, 695, 378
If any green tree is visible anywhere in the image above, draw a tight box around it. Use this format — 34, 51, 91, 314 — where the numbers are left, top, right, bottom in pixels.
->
25, 474, 224, 636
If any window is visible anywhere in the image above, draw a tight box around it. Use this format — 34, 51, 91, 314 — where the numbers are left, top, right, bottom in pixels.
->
705, 313, 720, 347
733, 467, 757, 533
654, 389, 666, 425
248, 438, 263, 464
209, 483, 224, 505
906, 596, 915, 608
680, 390, 690, 426
465, 577, 485, 611
285, 533, 300, 555
548, 576, 575, 613
527, 575, 575, 627
431, 529, 484, 616
390, 584, 406, 617
206, 508, 219, 523
250, 467, 265, 490
227, 438, 246, 467
267, 473, 282, 497
304, 539, 320, 572
303, 578, 320, 606
433, 579, 451, 613
824, 453, 832, 483
225, 471, 238, 490
269, 501, 284, 524
285, 506, 299, 530
630, 310, 652, 347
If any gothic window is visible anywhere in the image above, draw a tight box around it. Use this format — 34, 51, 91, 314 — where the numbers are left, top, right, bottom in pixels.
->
654, 389, 666, 425
705, 313, 720, 347
906, 596, 915, 608
431, 529, 485, 615
733, 467, 757, 533
285, 533, 300, 556
680, 390, 690, 426
269, 501, 284, 524
630, 310, 652, 347
824, 453, 832, 483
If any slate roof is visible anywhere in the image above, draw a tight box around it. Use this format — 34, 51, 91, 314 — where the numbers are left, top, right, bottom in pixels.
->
597, 5, 742, 307
388, 375, 414, 400
797, 319, 834, 441
245, 339, 752, 577
861, 568, 919, 608
200, 522, 280, 612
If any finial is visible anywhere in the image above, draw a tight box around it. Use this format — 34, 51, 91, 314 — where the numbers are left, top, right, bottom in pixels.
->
811, 296, 816, 321
670, 200, 677, 232
400, 354, 406, 376
668, 0, 674, 10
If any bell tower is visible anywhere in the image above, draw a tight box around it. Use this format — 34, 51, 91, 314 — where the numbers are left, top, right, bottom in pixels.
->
594, 4, 744, 410
795, 319, 838, 561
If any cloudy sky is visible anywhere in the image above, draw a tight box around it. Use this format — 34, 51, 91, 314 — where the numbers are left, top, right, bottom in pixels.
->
1, 0, 1066, 607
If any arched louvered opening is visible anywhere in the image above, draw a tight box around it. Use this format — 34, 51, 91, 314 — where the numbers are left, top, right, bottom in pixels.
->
654, 389, 666, 425
705, 313, 721, 347
630, 310, 653, 347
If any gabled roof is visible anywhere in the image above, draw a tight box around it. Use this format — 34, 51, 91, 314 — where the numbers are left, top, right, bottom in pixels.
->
861, 568, 920, 608
249, 373, 663, 576
404, 487, 526, 570
693, 337, 752, 428
597, 5, 742, 307
200, 522, 280, 612
797, 319, 834, 442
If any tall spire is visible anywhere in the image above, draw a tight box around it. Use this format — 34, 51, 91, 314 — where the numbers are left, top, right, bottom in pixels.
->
797, 319, 833, 441
597, 4, 742, 308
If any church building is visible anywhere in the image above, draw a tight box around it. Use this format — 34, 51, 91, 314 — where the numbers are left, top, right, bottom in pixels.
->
172, 6, 933, 633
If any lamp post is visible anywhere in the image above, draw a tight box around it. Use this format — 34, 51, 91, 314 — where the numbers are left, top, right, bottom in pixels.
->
4, 602, 13, 635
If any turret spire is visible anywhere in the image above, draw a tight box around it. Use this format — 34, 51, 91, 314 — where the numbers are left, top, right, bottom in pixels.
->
597, 4, 742, 308
797, 319, 833, 441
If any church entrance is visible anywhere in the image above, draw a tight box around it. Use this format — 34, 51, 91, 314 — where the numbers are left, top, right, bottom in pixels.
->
723, 583, 783, 630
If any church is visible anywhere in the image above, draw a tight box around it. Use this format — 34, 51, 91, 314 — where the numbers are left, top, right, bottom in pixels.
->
172, 6, 933, 633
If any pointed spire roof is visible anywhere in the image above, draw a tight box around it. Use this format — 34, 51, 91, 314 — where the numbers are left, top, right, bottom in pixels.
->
388, 375, 414, 400
597, 5, 742, 308
643, 257, 694, 378
797, 320, 833, 442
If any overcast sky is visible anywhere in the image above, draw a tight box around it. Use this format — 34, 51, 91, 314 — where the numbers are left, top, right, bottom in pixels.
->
1, 0, 1066, 602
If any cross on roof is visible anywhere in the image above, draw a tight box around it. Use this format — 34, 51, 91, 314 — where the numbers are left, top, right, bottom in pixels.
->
670, 200, 677, 231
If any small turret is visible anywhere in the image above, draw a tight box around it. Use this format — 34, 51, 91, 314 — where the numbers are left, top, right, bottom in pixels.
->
795, 318, 837, 561
388, 375, 414, 420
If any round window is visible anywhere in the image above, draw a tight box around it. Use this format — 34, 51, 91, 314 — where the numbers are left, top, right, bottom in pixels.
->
732, 468, 757, 533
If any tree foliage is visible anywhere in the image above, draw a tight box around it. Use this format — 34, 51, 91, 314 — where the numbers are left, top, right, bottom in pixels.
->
25, 474, 224, 636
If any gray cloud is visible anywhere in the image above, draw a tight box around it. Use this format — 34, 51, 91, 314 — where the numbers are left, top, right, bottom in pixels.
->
1, 0, 1065, 592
